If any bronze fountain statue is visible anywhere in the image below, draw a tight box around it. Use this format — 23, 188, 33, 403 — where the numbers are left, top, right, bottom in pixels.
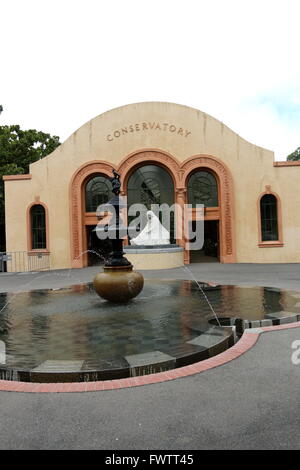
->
93, 169, 144, 302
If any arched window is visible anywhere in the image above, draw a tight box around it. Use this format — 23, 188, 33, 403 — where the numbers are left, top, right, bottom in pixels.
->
30, 205, 46, 250
85, 175, 113, 212
127, 165, 174, 208
260, 194, 279, 241
188, 170, 218, 207
127, 164, 175, 242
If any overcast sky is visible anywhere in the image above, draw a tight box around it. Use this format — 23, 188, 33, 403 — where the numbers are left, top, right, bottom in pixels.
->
1, 0, 299, 160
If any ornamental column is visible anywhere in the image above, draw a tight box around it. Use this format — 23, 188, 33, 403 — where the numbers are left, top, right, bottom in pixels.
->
175, 187, 189, 264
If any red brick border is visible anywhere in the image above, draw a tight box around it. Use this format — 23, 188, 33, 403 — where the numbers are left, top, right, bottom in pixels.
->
0, 322, 299, 393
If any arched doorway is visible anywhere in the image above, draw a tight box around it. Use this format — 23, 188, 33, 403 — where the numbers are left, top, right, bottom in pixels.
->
84, 174, 113, 265
181, 155, 236, 264
126, 164, 175, 243
187, 169, 220, 262
69, 161, 115, 268
118, 149, 181, 247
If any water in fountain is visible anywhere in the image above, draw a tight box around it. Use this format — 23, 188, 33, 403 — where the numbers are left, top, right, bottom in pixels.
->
0, 249, 107, 316
182, 265, 222, 327
1, 256, 299, 382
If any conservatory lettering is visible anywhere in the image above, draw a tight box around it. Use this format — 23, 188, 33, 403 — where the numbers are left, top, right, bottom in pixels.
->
106, 122, 192, 142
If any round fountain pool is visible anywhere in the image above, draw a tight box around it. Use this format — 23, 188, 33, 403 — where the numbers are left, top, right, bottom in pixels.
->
0, 280, 299, 382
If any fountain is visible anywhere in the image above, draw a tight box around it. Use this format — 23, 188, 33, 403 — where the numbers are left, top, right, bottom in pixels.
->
1, 169, 300, 383
1, 279, 300, 382
93, 170, 144, 303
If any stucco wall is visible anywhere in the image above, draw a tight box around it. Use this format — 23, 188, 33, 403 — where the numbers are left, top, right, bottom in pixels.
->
4, 101, 300, 268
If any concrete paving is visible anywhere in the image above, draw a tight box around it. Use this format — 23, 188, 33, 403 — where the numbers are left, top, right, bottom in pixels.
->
1, 262, 300, 292
0, 263, 300, 449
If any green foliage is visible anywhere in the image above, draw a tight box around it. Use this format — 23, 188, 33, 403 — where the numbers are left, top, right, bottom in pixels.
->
287, 147, 300, 161
0, 125, 60, 251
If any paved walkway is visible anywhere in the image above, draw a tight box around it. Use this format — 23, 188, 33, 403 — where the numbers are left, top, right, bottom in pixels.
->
0, 263, 300, 449
1, 262, 300, 292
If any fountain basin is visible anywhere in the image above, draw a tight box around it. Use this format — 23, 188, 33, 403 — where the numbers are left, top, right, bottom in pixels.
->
0, 281, 299, 383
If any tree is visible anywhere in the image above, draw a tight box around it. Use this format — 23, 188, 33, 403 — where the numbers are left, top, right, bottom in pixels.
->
0, 125, 60, 251
287, 147, 300, 161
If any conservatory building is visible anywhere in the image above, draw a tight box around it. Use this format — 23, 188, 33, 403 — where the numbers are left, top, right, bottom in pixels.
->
3, 101, 300, 271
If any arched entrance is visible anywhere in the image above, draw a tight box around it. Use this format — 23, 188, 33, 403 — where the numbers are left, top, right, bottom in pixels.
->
118, 149, 181, 249
181, 155, 236, 264
84, 174, 113, 265
69, 161, 115, 268
126, 164, 176, 243
187, 169, 220, 262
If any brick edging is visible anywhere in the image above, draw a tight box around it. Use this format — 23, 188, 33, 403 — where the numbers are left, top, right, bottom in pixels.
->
0, 322, 299, 393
